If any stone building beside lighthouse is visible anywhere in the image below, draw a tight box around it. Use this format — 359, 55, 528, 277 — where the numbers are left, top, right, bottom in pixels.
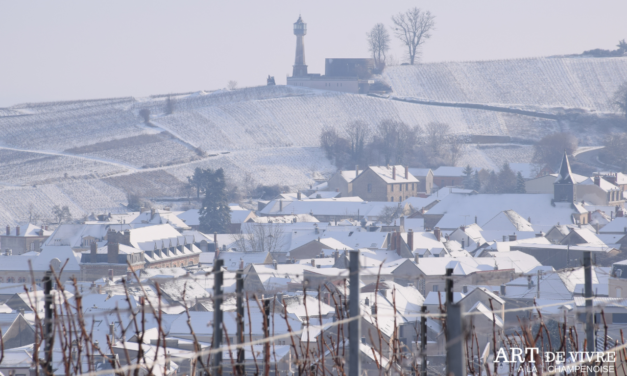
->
286, 16, 374, 93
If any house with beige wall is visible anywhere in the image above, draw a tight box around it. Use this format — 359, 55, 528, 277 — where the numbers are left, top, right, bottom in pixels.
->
352, 165, 419, 202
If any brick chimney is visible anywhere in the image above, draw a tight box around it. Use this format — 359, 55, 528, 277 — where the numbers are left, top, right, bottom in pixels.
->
605, 173, 617, 185
122, 230, 131, 246
396, 231, 401, 256
150, 208, 156, 220
405, 166, 408, 179
279, 200, 283, 212
297, 191, 302, 200
392, 166, 396, 180
355, 165, 359, 177
5, 225, 9, 236
434, 227, 441, 241
108, 232, 119, 264
509, 234, 517, 241
407, 229, 414, 251
16, 226, 20, 236
90, 241, 98, 263
214, 232, 218, 252
594, 175, 601, 186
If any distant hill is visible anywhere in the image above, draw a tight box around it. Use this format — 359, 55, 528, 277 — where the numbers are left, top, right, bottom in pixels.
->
383, 56, 627, 112
0, 56, 625, 225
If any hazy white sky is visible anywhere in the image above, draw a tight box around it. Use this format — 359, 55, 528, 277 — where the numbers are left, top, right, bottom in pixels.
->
1, 0, 625, 107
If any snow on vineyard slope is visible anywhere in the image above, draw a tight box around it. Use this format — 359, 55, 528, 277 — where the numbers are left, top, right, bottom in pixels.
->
383, 56, 627, 112
2, 54, 626, 224
152, 87, 560, 154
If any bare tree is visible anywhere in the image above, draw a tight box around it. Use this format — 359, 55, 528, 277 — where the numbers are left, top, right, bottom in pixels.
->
532, 132, 578, 169
613, 82, 627, 122
425, 122, 449, 156
242, 172, 257, 199
234, 222, 286, 253
374, 120, 419, 165
52, 205, 72, 224
366, 23, 391, 69
391, 7, 435, 65
601, 133, 627, 172
395, 122, 419, 164
227, 80, 238, 90
448, 135, 465, 166
378, 204, 405, 225
139, 108, 151, 124
344, 120, 371, 166
376, 119, 400, 165
320, 126, 349, 168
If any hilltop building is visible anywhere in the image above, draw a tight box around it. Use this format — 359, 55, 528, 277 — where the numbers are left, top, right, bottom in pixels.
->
286, 16, 374, 93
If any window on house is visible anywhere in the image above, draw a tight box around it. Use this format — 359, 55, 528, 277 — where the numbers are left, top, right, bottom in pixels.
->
367, 183, 372, 193
406, 183, 408, 190
433, 285, 439, 292
390, 197, 394, 202
399, 197, 402, 202
391, 185, 394, 192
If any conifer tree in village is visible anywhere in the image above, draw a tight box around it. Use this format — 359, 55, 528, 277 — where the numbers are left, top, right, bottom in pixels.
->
497, 163, 517, 193
198, 168, 231, 234
472, 170, 481, 191
188, 167, 207, 199
462, 165, 474, 189
516, 171, 526, 193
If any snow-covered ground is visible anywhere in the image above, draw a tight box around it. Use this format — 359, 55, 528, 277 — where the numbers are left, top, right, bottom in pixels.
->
383, 56, 627, 112
0, 56, 624, 224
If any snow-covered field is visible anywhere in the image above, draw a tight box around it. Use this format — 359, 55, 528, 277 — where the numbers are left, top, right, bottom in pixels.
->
0, 149, 128, 185
383, 56, 627, 112
0, 56, 624, 224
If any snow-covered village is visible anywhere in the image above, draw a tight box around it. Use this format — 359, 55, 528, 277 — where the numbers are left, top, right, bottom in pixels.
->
1, 2, 627, 375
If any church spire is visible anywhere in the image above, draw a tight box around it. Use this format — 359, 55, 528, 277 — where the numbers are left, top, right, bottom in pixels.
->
555, 151, 573, 184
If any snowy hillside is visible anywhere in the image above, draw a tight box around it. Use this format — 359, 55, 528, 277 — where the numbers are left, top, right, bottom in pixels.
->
1, 56, 625, 224
383, 56, 627, 112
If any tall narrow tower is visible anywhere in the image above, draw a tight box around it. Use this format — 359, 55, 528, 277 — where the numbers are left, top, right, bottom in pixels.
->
554, 151, 576, 202
292, 16, 308, 77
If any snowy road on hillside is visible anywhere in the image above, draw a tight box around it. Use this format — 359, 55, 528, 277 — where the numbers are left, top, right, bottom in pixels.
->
0, 145, 138, 172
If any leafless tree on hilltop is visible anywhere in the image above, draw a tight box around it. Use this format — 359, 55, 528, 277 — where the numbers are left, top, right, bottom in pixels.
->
391, 7, 435, 65
367, 23, 391, 69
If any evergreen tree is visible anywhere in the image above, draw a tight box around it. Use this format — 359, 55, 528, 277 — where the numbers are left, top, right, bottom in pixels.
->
198, 168, 231, 234
472, 170, 481, 191
516, 171, 526, 193
188, 167, 209, 199
486, 171, 499, 193
497, 163, 517, 193
462, 165, 474, 189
